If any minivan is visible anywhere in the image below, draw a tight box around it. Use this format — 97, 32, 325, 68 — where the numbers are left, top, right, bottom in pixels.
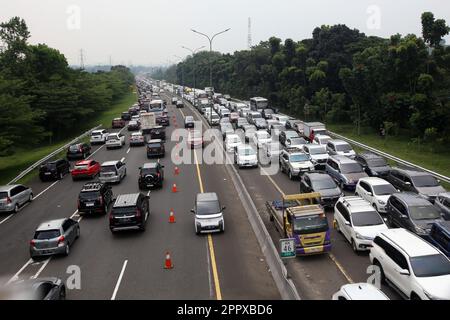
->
325, 155, 368, 190
191, 193, 225, 234
109, 193, 150, 232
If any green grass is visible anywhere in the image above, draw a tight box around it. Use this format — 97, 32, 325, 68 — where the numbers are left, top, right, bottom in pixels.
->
328, 124, 450, 190
0, 90, 137, 185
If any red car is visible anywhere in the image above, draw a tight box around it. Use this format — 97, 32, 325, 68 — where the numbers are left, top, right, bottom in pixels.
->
71, 160, 101, 181
112, 118, 126, 128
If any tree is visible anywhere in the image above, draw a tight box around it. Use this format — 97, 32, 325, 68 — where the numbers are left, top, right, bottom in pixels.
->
421, 12, 450, 48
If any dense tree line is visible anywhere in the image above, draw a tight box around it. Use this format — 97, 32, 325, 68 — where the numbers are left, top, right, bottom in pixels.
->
0, 17, 134, 155
155, 12, 450, 147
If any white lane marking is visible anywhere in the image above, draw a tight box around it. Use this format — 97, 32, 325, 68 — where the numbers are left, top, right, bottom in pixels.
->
0, 214, 14, 225
147, 191, 151, 197
6, 258, 34, 284
111, 260, 128, 300
120, 157, 125, 163
70, 210, 79, 219
30, 257, 51, 279
126, 148, 130, 154
34, 181, 59, 200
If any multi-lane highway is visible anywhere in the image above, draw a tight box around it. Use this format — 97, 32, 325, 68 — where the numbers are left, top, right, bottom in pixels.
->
0, 94, 280, 300
161, 88, 404, 300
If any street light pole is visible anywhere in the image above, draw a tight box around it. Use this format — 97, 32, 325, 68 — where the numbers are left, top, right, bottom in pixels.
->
191, 28, 230, 124
182, 45, 205, 108
174, 55, 184, 98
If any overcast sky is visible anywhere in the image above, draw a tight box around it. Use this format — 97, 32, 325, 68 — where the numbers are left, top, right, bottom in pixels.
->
1, 0, 449, 66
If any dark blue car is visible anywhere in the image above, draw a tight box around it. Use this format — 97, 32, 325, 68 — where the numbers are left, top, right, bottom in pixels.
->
429, 221, 450, 258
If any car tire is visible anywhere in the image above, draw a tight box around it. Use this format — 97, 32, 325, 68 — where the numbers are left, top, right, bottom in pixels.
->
351, 239, 359, 253
59, 172, 64, 180
64, 244, 70, 256
375, 261, 386, 284
288, 170, 294, 180
195, 226, 201, 235
13, 204, 19, 213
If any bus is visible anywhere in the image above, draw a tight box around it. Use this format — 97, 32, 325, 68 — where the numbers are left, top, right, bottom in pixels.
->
250, 97, 269, 111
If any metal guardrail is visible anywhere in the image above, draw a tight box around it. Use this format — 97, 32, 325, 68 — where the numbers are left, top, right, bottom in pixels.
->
8, 124, 102, 185
327, 131, 450, 184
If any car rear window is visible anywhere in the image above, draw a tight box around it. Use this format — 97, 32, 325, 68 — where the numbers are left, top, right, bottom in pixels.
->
69, 145, 80, 151
101, 165, 117, 173
91, 132, 101, 136
0, 192, 8, 199
112, 207, 136, 216
148, 143, 161, 148
107, 135, 118, 140
79, 191, 100, 200
34, 230, 61, 240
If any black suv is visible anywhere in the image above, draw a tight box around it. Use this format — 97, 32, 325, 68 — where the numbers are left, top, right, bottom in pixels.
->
386, 192, 444, 237
66, 143, 91, 160
147, 139, 165, 158
150, 126, 166, 140
354, 152, 391, 177
39, 159, 70, 181
109, 193, 150, 232
78, 182, 113, 215
138, 163, 165, 189
156, 114, 170, 126
121, 112, 131, 121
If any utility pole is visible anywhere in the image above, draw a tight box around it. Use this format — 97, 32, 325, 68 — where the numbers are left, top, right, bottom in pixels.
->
182, 45, 205, 108
174, 55, 184, 98
80, 49, 85, 70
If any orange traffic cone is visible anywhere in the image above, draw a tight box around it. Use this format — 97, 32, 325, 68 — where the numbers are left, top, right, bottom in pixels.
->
172, 183, 178, 193
164, 251, 174, 269
169, 209, 176, 223
174, 166, 180, 175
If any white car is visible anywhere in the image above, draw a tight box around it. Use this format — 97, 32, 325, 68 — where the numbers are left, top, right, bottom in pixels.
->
225, 134, 242, 152
334, 196, 388, 252
285, 137, 308, 149
106, 133, 125, 149
129, 132, 145, 146
355, 177, 398, 213
252, 130, 272, 149
273, 115, 289, 127
327, 139, 356, 158
370, 228, 450, 300
302, 144, 329, 168
332, 283, 389, 300
208, 113, 220, 126
99, 160, 127, 184
234, 145, 258, 168
90, 129, 108, 145
313, 134, 332, 146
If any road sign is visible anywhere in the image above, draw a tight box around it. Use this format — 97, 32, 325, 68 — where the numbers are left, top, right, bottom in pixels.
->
279, 238, 296, 259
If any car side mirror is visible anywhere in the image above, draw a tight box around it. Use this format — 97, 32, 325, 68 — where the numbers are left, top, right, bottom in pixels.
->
405, 182, 411, 186
190, 209, 195, 213
367, 192, 373, 196
344, 221, 350, 226
222, 206, 226, 211
383, 217, 387, 222
398, 269, 410, 276
400, 214, 408, 219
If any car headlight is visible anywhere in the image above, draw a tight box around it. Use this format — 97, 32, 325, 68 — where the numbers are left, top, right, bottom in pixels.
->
355, 232, 364, 240
371, 170, 379, 176
377, 200, 386, 205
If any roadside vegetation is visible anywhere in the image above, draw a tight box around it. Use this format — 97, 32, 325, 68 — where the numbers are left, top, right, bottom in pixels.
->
0, 16, 137, 184
155, 12, 450, 177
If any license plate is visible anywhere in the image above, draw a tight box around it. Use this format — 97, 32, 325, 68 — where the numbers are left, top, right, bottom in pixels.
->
306, 247, 322, 253
86, 203, 94, 207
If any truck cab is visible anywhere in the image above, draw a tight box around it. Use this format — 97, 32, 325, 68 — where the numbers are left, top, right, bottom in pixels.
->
266, 193, 331, 256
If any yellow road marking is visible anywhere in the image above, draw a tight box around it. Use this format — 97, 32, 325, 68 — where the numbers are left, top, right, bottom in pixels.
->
177, 104, 222, 300
328, 253, 354, 283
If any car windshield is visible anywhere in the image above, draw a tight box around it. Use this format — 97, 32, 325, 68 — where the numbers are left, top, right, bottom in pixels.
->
412, 175, 440, 187
101, 165, 117, 173
409, 205, 441, 220
278, 116, 288, 122
196, 201, 221, 215
0, 192, 8, 200
366, 158, 388, 167
410, 254, 450, 277
336, 143, 353, 152
308, 146, 327, 155
79, 191, 100, 200
351, 211, 384, 227
290, 138, 306, 145
293, 215, 329, 234
34, 230, 61, 240
239, 148, 256, 156
286, 132, 299, 138
290, 154, 310, 162
340, 163, 363, 174
312, 178, 336, 190
372, 184, 397, 195
257, 132, 270, 139
264, 109, 273, 114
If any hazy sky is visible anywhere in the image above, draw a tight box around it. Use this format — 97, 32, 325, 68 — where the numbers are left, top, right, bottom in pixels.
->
1, 0, 449, 66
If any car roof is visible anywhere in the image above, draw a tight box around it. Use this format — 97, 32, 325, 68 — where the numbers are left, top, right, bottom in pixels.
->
339, 196, 375, 212
114, 193, 140, 207
80, 182, 103, 192
330, 139, 350, 145
359, 151, 383, 159
306, 172, 333, 180
75, 160, 93, 165
380, 228, 441, 257
316, 134, 331, 139
392, 192, 432, 205
0, 185, 20, 192
197, 192, 219, 202
37, 219, 66, 231
330, 155, 356, 163
392, 168, 433, 177
341, 283, 388, 300
359, 177, 392, 186
102, 161, 119, 166
142, 163, 158, 169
